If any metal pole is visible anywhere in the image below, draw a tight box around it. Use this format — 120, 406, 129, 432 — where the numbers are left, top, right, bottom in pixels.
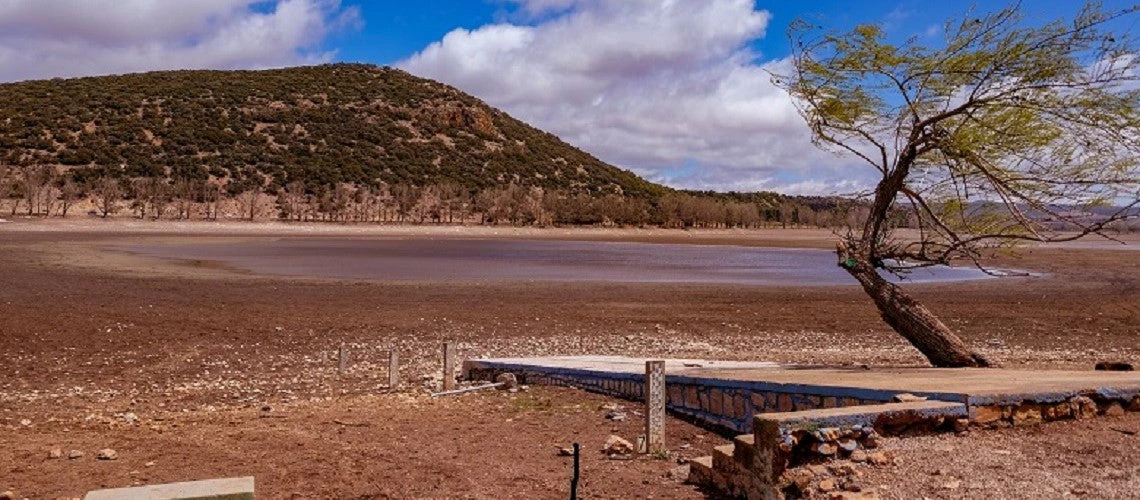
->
570, 442, 580, 500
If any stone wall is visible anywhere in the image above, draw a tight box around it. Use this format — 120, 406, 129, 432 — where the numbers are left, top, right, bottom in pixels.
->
464, 363, 929, 433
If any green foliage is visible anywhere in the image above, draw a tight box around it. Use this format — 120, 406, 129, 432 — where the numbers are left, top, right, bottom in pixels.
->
781, 2, 1140, 264
0, 64, 664, 198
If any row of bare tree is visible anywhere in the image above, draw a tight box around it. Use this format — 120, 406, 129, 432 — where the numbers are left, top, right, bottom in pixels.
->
0, 166, 866, 228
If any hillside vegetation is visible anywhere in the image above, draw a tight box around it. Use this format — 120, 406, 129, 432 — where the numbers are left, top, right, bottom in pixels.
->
0, 63, 843, 227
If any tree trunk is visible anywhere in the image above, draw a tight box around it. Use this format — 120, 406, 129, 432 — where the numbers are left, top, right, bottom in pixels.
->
839, 246, 991, 368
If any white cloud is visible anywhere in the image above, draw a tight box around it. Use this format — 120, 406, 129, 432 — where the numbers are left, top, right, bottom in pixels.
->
0, 0, 358, 83
402, 0, 868, 194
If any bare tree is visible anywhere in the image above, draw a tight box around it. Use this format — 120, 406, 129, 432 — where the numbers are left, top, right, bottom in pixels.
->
779, 3, 1140, 366
91, 177, 122, 218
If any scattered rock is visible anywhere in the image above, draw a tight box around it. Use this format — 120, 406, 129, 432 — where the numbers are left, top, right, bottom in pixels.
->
1104, 402, 1126, 417
892, 393, 927, 403
144, 461, 156, 468
867, 451, 891, 466
839, 478, 862, 492
861, 432, 880, 449
122, 412, 138, 425
942, 479, 961, 490
952, 418, 970, 433
849, 450, 868, 463
67, 450, 84, 459
494, 372, 519, 390
602, 435, 634, 456
605, 409, 627, 421
49, 447, 63, 459
96, 448, 118, 460
819, 478, 837, 492
807, 464, 828, 476
19, 419, 31, 426
829, 463, 858, 477
781, 468, 815, 495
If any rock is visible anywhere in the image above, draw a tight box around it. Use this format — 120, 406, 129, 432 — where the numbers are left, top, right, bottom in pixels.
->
839, 478, 863, 492
812, 441, 838, 456
807, 464, 829, 476
849, 450, 869, 463
819, 479, 838, 492
1011, 403, 1042, 425
556, 446, 574, 457
605, 409, 627, 421
861, 432, 880, 449
781, 469, 815, 495
952, 418, 970, 433
829, 463, 858, 477
602, 435, 634, 456
0, 491, 14, 500
96, 448, 118, 461
49, 447, 63, 459
1070, 396, 1098, 420
942, 479, 961, 490
867, 452, 891, 466
494, 373, 519, 390
67, 450, 84, 459
1094, 361, 1134, 371
1104, 402, 1126, 417
122, 412, 138, 425
972, 405, 1004, 425
1130, 396, 1140, 412
892, 393, 927, 403
144, 461, 156, 467
19, 419, 31, 426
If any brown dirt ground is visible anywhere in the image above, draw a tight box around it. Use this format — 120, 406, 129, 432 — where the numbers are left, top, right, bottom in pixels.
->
0, 222, 1137, 499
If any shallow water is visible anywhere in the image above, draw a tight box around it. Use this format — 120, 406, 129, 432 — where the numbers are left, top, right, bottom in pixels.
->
119, 238, 1002, 286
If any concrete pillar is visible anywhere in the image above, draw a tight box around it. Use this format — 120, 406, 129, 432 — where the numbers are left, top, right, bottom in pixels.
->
338, 343, 348, 377
645, 360, 666, 454
443, 341, 457, 391
388, 351, 400, 390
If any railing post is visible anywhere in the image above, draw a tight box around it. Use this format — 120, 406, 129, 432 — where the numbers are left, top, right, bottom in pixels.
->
645, 360, 666, 455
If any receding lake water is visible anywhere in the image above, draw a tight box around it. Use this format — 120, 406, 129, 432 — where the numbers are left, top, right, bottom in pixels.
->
118, 238, 1002, 286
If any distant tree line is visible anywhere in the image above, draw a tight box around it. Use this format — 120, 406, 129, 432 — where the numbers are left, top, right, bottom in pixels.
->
0, 163, 882, 228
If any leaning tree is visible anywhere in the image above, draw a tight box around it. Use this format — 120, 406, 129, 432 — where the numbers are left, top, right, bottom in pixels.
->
777, 3, 1140, 367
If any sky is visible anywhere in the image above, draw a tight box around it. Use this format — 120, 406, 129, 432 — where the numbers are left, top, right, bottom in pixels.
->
0, 1, 1134, 194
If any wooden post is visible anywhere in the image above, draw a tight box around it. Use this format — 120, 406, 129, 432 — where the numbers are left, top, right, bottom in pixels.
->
442, 341, 457, 391
645, 360, 666, 454
388, 350, 400, 390
338, 343, 348, 377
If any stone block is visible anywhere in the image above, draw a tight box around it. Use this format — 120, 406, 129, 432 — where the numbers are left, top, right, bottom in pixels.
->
971, 405, 1004, 425
84, 477, 254, 500
821, 396, 838, 408
840, 397, 861, 407
686, 386, 700, 409
668, 386, 684, 408
751, 392, 766, 413
710, 389, 725, 415
733, 394, 746, 419
777, 394, 793, 412
1042, 402, 1072, 421
700, 391, 710, 412
1103, 402, 1125, 417
1012, 403, 1043, 426
1130, 396, 1140, 412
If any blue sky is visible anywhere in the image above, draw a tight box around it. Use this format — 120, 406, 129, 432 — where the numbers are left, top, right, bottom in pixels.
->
0, 1, 1135, 194
333, 1, 1124, 66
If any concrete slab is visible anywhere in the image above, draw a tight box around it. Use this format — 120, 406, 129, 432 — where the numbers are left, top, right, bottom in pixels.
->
468, 355, 1140, 404
83, 477, 254, 500
758, 400, 966, 429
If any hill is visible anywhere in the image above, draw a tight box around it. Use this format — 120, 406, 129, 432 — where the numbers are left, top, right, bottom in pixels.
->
0, 64, 826, 227
0, 63, 663, 197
